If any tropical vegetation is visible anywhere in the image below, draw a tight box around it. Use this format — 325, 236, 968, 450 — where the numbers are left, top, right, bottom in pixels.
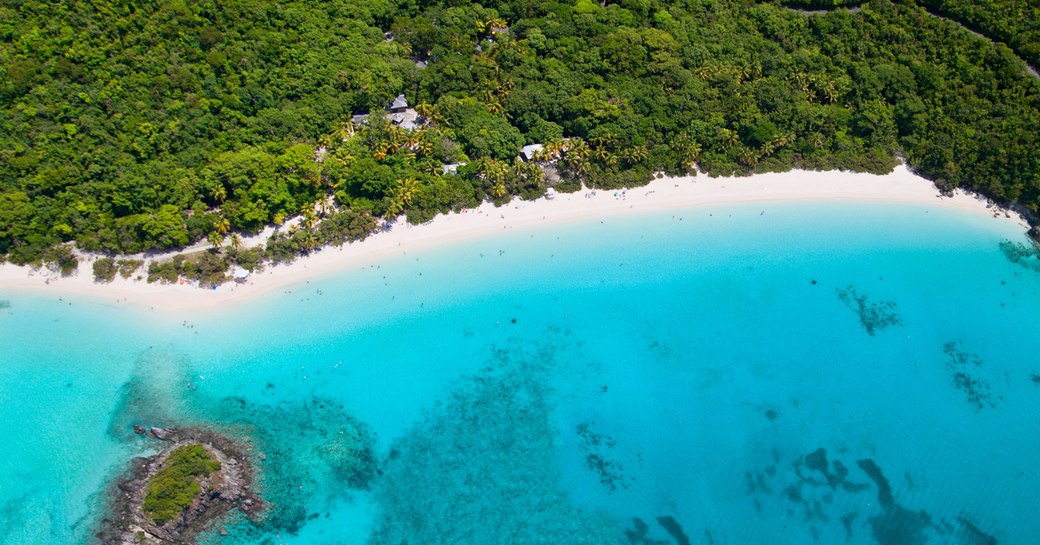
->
1, 0, 1038, 280
141, 444, 221, 526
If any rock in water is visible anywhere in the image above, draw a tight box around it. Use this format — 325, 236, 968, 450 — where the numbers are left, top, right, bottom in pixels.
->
97, 427, 264, 545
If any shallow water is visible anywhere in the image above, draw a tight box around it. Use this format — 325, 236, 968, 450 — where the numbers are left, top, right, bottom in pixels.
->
2, 202, 1039, 545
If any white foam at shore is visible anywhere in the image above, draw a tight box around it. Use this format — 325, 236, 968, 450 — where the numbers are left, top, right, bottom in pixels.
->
0, 166, 1029, 313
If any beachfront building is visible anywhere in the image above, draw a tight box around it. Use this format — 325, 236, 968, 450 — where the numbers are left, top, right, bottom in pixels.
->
232, 267, 250, 283
443, 162, 467, 175
520, 143, 544, 162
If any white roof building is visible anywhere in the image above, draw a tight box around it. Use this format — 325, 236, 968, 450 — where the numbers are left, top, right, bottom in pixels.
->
442, 162, 467, 174
232, 267, 251, 283
520, 143, 544, 162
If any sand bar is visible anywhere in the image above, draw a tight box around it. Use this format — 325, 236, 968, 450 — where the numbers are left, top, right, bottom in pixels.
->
0, 166, 1029, 313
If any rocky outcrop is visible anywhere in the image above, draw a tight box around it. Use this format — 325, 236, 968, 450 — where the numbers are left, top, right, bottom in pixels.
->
97, 427, 264, 545
1028, 225, 1040, 244
149, 427, 173, 441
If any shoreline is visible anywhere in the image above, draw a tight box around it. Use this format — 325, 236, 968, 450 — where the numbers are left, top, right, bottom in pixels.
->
0, 166, 1030, 313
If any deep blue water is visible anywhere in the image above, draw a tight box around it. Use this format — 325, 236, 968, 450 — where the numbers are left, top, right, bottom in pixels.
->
2, 202, 1039, 545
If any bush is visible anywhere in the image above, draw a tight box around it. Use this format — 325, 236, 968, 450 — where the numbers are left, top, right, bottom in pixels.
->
229, 247, 265, 272
141, 444, 221, 526
117, 259, 143, 279
93, 257, 117, 283
147, 257, 184, 284
40, 245, 78, 277
147, 253, 228, 285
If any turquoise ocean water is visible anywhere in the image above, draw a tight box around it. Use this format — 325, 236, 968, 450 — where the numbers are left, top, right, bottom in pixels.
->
2, 201, 1039, 545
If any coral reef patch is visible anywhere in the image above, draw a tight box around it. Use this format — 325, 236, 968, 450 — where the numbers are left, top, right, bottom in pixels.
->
101, 349, 379, 543
576, 421, 630, 492
942, 342, 998, 410
201, 395, 379, 539
368, 346, 625, 545
998, 240, 1040, 270
836, 286, 902, 335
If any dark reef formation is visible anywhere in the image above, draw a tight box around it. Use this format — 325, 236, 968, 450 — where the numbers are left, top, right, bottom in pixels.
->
744, 446, 1000, 544
836, 286, 902, 336
207, 395, 379, 537
856, 459, 932, 545
656, 516, 691, 545
576, 422, 630, 492
943, 341, 998, 410
97, 427, 263, 545
999, 239, 1040, 267
623, 516, 693, 545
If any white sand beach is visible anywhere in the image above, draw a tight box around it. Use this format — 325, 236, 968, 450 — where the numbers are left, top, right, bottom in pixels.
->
0, 165, 1030, 312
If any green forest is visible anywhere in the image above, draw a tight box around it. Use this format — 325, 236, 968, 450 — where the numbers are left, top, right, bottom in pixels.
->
1, 0, 1038, 282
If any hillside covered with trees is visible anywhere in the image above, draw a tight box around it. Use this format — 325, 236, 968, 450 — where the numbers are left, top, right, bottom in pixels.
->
1, 0, 1038, 279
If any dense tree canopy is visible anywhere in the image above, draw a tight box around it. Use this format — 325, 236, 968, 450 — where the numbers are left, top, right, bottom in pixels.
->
1, 0, 1038, 268
908, 0, 1040, 68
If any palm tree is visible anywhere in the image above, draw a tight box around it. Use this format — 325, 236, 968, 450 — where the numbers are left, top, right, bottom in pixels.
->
300, 203, 318, 229
674, 133, 701, 170
737, 146, 759, 167
719, 127, 739, 148
373, 143, 389, 161
331, 147, 354, 166
416, 137, 434, 157
542, 139, 565, 161
208, 231, 224, 250
385, 198, 404, 218
483, 16, 508, 34
336, 121, 355, 141
209, 184, 227, 205
387, 177, 421, 218
214, 217, 230, 236
623, 145, 649, 166
415, 101, 434, 122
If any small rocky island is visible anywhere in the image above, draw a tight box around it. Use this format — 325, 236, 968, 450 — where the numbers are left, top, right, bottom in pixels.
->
98, 426, 264, 545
